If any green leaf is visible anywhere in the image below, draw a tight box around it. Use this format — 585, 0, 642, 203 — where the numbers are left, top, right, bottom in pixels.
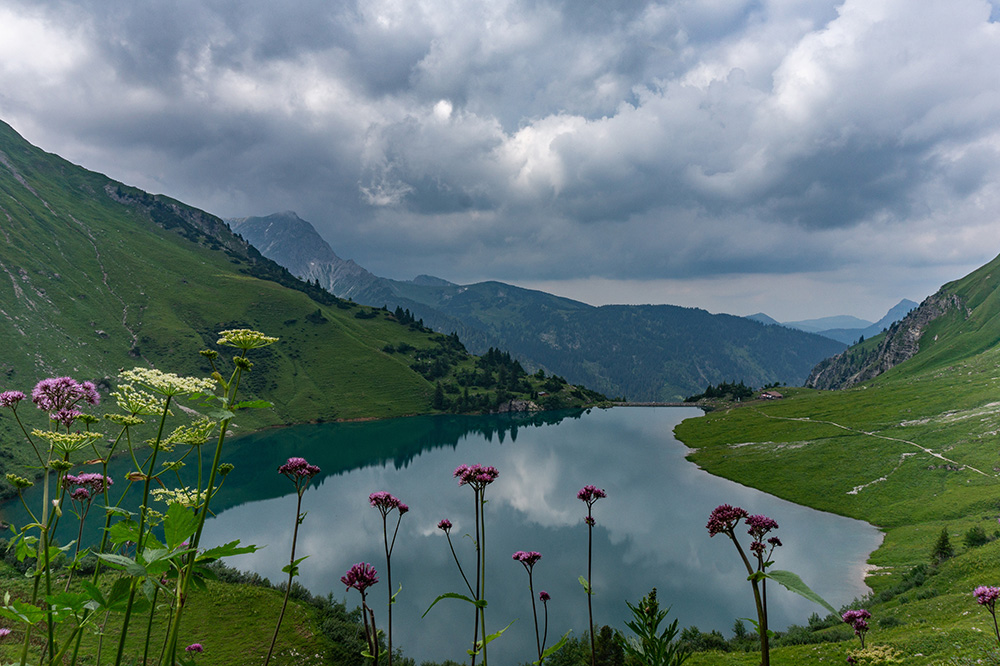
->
578, 575, 593, 596
422, 592, 486, 618
479, 620, 515, 649
764, 569, 837, 614
163, 502, 199, 550
535, 631, 573, 664
390, 583, 402, 605
233, 400, 273, 409
197, 539, 258, 562
206, 408, 235, 420
96, 553, 146, 578
0, 598, 47, 624
281, 555, 309, 577
106, 520, 141, 547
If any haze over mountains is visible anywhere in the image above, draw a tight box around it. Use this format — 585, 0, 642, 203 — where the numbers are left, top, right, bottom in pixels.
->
748, 299, 920, 345
230, 212, 851, 401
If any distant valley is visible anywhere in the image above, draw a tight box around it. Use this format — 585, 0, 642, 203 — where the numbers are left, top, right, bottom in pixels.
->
230, 212, 863, 401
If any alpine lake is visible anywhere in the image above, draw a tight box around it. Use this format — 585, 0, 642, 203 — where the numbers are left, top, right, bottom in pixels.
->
3, 406, 882, 664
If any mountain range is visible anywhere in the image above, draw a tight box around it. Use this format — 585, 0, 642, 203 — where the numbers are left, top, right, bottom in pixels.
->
747, 299, 919, 344
0, 120, 600, 492
229, 212, 849, 400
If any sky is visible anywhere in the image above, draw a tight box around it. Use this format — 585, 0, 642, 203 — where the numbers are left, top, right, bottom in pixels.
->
2, 0, 1000, 321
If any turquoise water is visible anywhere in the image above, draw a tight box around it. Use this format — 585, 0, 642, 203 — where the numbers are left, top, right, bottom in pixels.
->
2, 407, 882, 664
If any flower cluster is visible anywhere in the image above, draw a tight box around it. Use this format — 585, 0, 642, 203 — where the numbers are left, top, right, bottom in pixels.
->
185, 643, 203, 653
278, 457, 321, 480
0, 390, 25, 409
119, 368, 215, 397
745, 514, 780, 557
539, 591, 550, 602
62, 472, 113, 502
111, 383, 167, 416
216, 329, 279, 350
842, 609, 871, 646
369, 491, 409, 515
513, 550, 542, 570
706, 504, 750, 537
975, 586, 1000, 609
437, 518, 452, 532
577, 485, 606, 505
454, 463, 499, 489
32, 377, 100, 413
0, 627, 10, 639
342, 562, 379, 593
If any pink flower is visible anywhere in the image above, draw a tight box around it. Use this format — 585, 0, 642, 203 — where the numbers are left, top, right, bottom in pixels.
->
577, 485, 607, 505
342, 562, 379, 593
278, 456, 320, 479
512, 550, 543, 569
539, 591, 550, 602
369, 491, 407, 516
437, 518, 452, 532
0, 391, 25, 408
975, 586, 1000, 608
454, 463, 499, 489
706, 504, 749, 537
185, 643, 203, 653
0, 627, 11, 639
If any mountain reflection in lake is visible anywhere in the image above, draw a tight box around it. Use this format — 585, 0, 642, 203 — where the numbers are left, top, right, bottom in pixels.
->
1, 407, 881, 664
204, 407, 881, 665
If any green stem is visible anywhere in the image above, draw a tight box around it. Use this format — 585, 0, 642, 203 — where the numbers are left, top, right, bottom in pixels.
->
264, 488, 304, 666
587, 510, 595, 666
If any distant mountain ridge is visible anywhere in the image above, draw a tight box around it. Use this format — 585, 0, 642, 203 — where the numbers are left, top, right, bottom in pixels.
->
806, 255, 1000, 389
749, 299, 919, 345
230, 212, 848, 400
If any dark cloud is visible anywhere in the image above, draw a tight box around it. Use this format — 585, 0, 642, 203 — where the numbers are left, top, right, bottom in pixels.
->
1, 0, 999, 318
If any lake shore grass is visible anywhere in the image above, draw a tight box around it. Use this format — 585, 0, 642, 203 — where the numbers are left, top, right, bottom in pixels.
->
674, 347, 1000, 664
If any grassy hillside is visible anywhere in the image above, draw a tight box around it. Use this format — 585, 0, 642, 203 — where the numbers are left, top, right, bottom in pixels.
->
0, 120, 602, 492
673, 253, 1000, 663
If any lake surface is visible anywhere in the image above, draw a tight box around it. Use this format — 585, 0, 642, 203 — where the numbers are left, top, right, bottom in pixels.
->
2, 407, 882, 664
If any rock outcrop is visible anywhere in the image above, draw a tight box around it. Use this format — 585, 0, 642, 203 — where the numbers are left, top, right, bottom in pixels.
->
806, 290, 966, 389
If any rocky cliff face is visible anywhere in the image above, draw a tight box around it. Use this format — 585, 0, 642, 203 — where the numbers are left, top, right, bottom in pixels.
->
806, 290, 967, 389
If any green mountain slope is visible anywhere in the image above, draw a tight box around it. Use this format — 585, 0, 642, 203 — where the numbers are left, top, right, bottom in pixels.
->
675, 249, 1000, 664
231, 212, 846, 400
0, 120, 603, 491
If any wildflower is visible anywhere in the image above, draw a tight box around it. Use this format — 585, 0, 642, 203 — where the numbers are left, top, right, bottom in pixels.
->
63, 472, 112, 495
53, 408, 82, 428
584, 516, 595, 526
513, 550, 542, 569
453, 463, 499, 489
577, 485, 607, 504
342, 562, 379, 593
437, 518, 452, 532
278, 456, 321, 480
110, 383, 167, 416
103, 413, 145, 426
217, 463, 235, 477
5, 473, 33, 490
119, 368, 215, 397
539, 591, 550, 602
185, 643, 204, 653
842, 609, 871, 647
746, 514, 779, 539
217, 329, 279, 350
975, 586, 1000, 608
32, 430, 102, 455
0, 627, 10, 638
232, 356, 253, 371
768, 536, 782, 548
32, 377, 100, 413
164, 418, 217, 447
0, 391, 25, 408
70, 488, 91, 502
369, 491, 404, 513
706, 504, 749, 537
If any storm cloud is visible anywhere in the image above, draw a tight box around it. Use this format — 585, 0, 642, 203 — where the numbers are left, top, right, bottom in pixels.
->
2, 0, 999, 319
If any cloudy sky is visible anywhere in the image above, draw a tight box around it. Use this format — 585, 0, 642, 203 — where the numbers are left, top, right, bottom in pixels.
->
2, 0, 1000, 321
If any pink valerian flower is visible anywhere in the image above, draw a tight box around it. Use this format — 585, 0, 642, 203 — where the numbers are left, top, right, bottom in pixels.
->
369, 491, 407, 516
746, 514, 779, 540
584, 516, 595, 526
185, 643, 204, 653
706, 504, 750, 537
453, 463, 499, 489
539, 591, 550, 602
513, 550, 543, 570
0, 391, 25, 408
53, 408, 83, 428
62, 472, 112, 495
437, 518, 452, 532
70, 488, 91, 502
31, 377, 100, 414
975, 586, 1000, 608
842, 609, 871, 646
0, 627, 10, 639
577, 485, 606, 505
277, 456, 321, 479
342, 562, 379, 593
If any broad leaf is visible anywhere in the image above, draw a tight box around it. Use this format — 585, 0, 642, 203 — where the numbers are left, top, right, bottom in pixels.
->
764, 569, 836, 614
536, 631, 573, 664
422, 592, 486, 618
197, 539, 257, 561
164, 502, 198, 550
